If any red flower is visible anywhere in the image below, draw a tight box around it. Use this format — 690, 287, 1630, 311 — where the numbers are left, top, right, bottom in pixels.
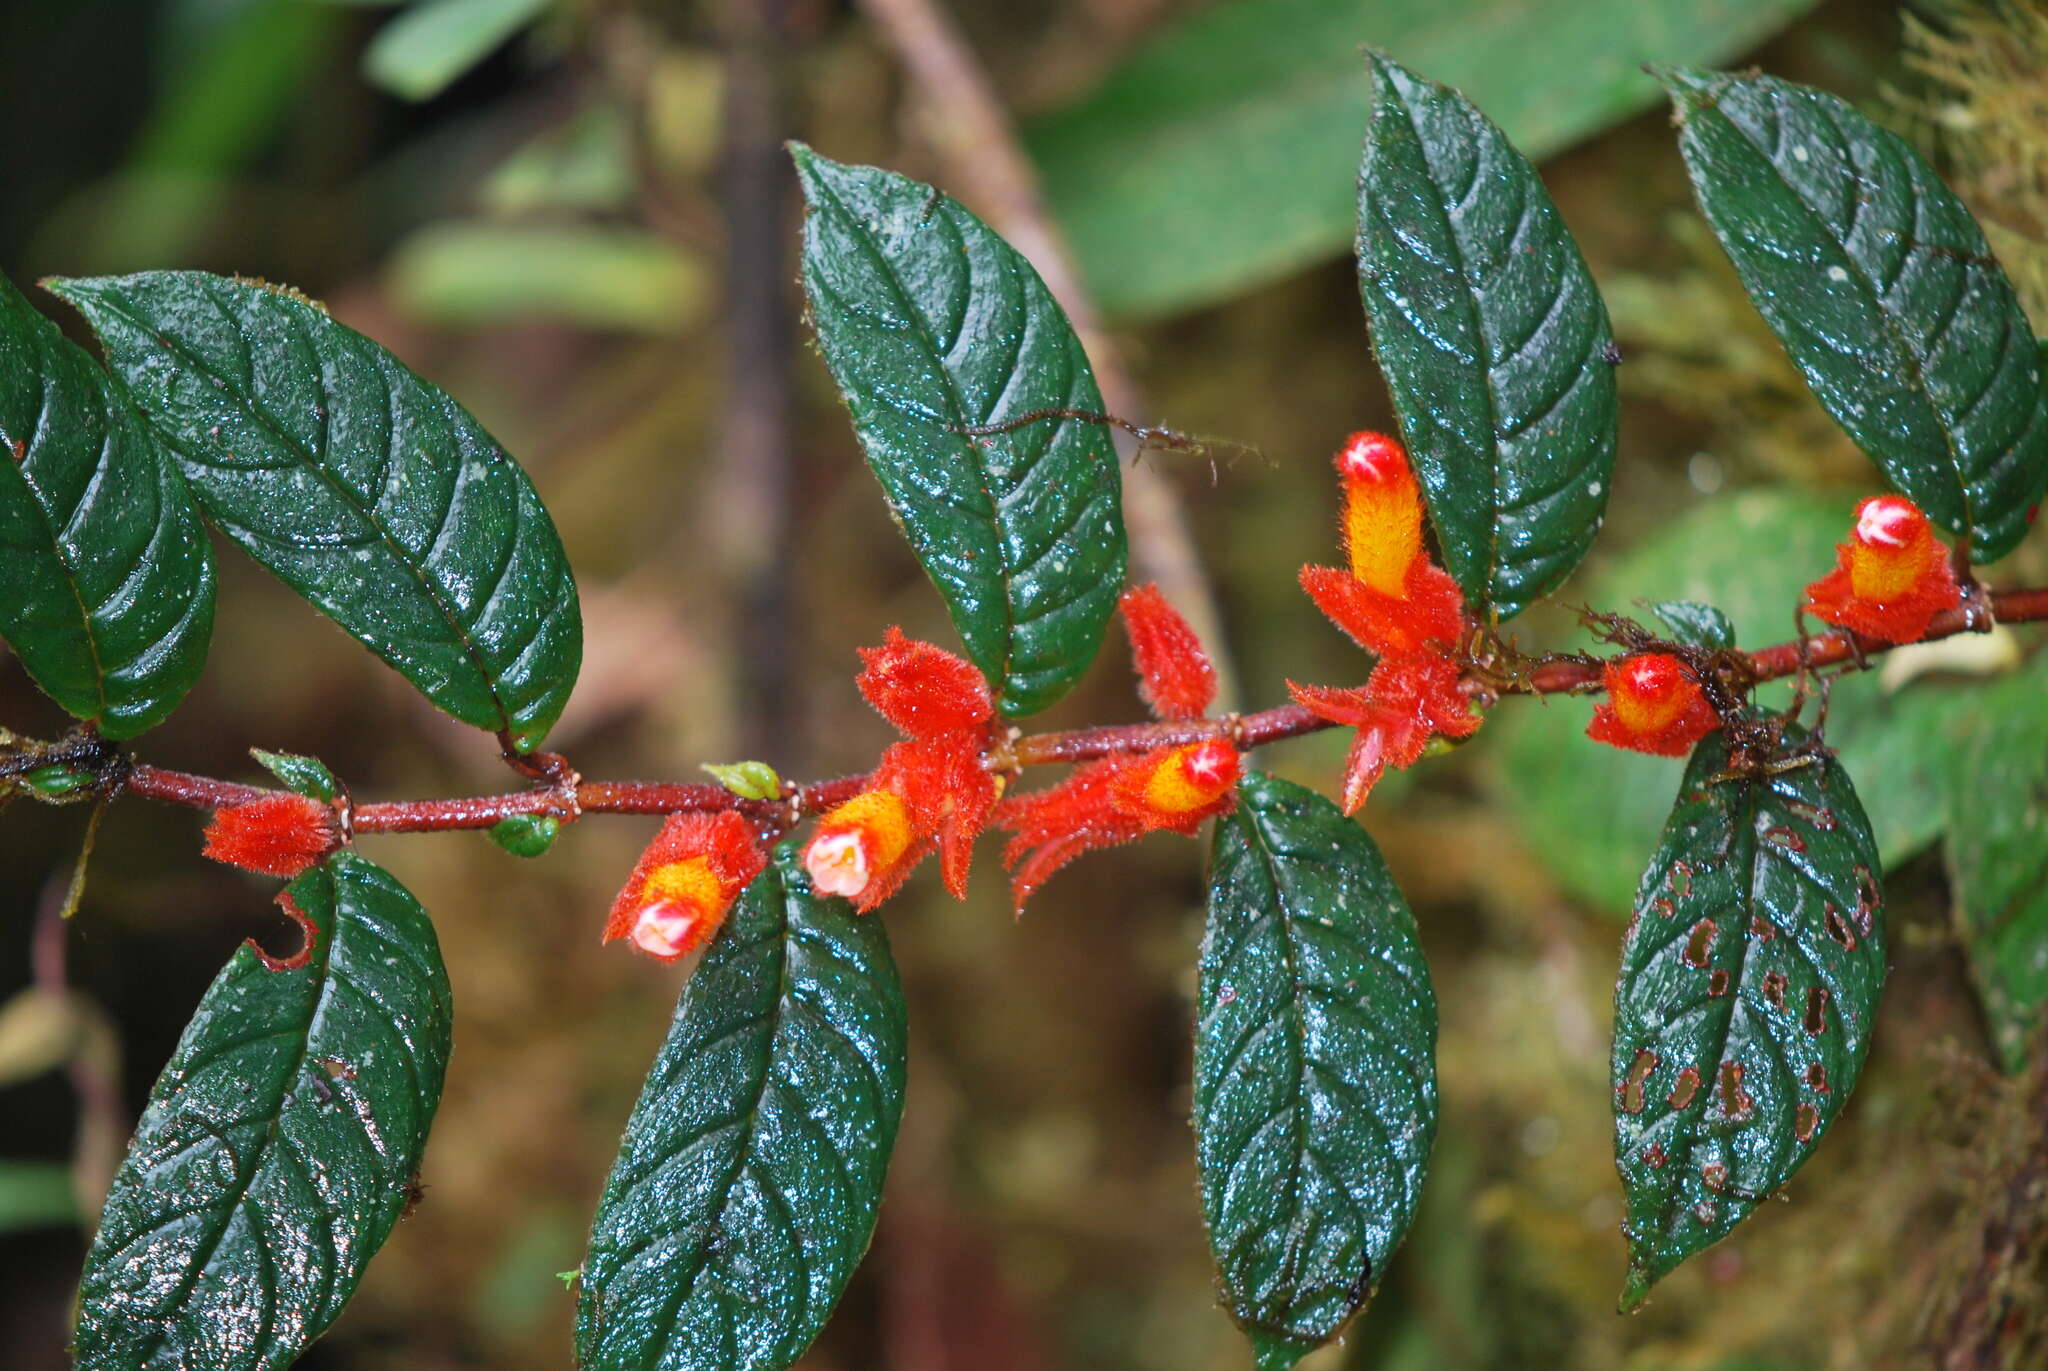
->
202, 793, 338, 878
1289, 654, 1478, 813
803, 630, 998, 909
1119, 583, 1217, 721
994, 586, 1238, 912
1803, 495, 1961, 643
604, 811, 767, 961
1586, 654, 1720, 757
996, 739, 1240, 912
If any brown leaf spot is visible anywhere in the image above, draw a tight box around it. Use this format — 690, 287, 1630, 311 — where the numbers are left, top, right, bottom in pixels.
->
1708, 969, 1732, 997
1650, 895, 1677, 920
1761, 825, 1806, 853
1750, 915, 1776, 942
1669, 1067, 1701, 1110
1692, 1200, 1716, 1224
1763, 971, 1789, 1011
1718, 1061, 1752, 1115
1824, 904, 1857, 950
1702, 1161, 1729, 1192
1643, 1144, 1668, 1168
1669, 861, 1695, 899
1683, 918, 1717, 969
1806, 1062, 1830, 1093
1784, 798, 1836, 831
8, 438, 24, 464
1621, 1048, 1659, 1114
1795, 1104, 1820, 1143
1804, 986, 1829, 1037
1853, 865, 1879, 935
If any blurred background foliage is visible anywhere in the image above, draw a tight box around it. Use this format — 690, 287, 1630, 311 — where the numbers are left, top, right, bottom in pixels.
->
4, 0, 2048, 1368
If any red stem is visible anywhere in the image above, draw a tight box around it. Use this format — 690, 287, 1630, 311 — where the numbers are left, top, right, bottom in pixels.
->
113, 586, 2048, 833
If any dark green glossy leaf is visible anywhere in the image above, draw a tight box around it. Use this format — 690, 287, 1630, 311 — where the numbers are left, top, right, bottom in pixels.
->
1496, 490, 1970, 915
576, 845, 907, 1371
794, 145, 1126, 717
49, 271, 581, 752
1357, 53, 1619, 619
1028, 0, 1817, 319
1943, 650, 2048, 1072
1660, 67, 2048, 561
76, 853, 453, 1370
1650, 600, 1736, 650
1198, 772, 1437, 1369
0, 273, 213, 737
1613, 727, 1884, 1308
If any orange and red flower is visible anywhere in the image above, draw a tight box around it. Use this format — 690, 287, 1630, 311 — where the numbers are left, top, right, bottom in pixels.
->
202, 793, 339, 878
1586, 653, 1720, 757
1803, 495, 1961, 643
605, 811, 767, 961
993, 585, 1239, 912
1292, 431, 1479, 812
803, 629, 999, 910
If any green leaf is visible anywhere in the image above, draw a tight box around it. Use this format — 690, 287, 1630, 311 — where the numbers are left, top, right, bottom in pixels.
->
1659, 67, 2048, 562
576, 845, 907, 1371
793, 145, 1126, 717
1613, 726, 1885, 1308
1029, 0, 1816, 319
1649, 600, 1736, 650
1198, 772, 1437, 1367
487, 813, 560, 858
1943, 650, 2048, 1072
249, 748, 339, 802
363, 0, 552, 103
0, 1160, 80, 1235
49, 270, 583, 752
388, 222, 707, 336
1356, 53, 1619, 620
0, 274, 213, 738
76, 853, 453, 1371
1494, 490, 1968, 915
700, 760, 782, 802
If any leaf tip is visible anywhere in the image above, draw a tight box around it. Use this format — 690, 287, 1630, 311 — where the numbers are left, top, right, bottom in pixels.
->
1618, 1262, 1655, 1314
1247, 1328, 1315, 1371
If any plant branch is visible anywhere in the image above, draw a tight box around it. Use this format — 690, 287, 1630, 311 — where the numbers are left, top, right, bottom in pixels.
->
91, 586, 2048, 836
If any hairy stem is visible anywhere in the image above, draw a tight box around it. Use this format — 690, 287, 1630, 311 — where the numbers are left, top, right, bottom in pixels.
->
101, 586, 2048, 835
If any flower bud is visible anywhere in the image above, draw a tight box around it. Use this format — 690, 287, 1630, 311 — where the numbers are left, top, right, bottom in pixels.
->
1129, 739, 1240, 820
1119, 583, 1217, 722
1335, 430, 1425, 598
1586, 653, 1719, 757
803, 789, 917, 909
202, 793, 339, 878
1803, 495, 1961, 643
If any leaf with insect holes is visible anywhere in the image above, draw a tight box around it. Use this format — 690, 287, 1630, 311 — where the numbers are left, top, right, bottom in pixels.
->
46, 271, 582, 753
1942, 649, 2048, 1072
0, 272, 213, 738
1356, 52, 1619, 620
1659, 67, 2048, 562
576, 845, 906, 1371
1198, 772, 1437, 1370
794, 145, 1126, 718
1612, 724, 1885, 1308
74, 854, 452, 1371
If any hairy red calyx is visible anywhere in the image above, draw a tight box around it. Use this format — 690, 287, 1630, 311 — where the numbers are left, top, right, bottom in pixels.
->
1586, 653, 1720, 757
1803, 495, 1961, 643
604, 810, 767, 961
994, 589, 1238, 911
803, 629, 998, 910
1292, 431, 1479, 811
202, 793, 339, 878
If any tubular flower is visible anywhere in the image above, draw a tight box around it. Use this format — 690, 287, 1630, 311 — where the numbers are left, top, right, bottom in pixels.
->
202, 793, 339, 878
997, 740, 1241, 913
803, 630, 1000, 910
1120, 582, 1218, 721
604, 811, 767, 961
1289, 653, 1478, 814
1299, 431, 1466, 658
1803, 495, 1961, 643
994, 586, 1239, 912
1586, 653, 1721, 757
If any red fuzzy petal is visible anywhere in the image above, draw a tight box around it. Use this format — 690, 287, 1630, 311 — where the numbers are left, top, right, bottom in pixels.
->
876, 735, 997, 901
857, 626, 994, 738
202, 794, 338, 878
994, 756, 1146, 913
1119, 582, 1217, 721
1299, 561, 1465, 659
1292, 653, 1478, 813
